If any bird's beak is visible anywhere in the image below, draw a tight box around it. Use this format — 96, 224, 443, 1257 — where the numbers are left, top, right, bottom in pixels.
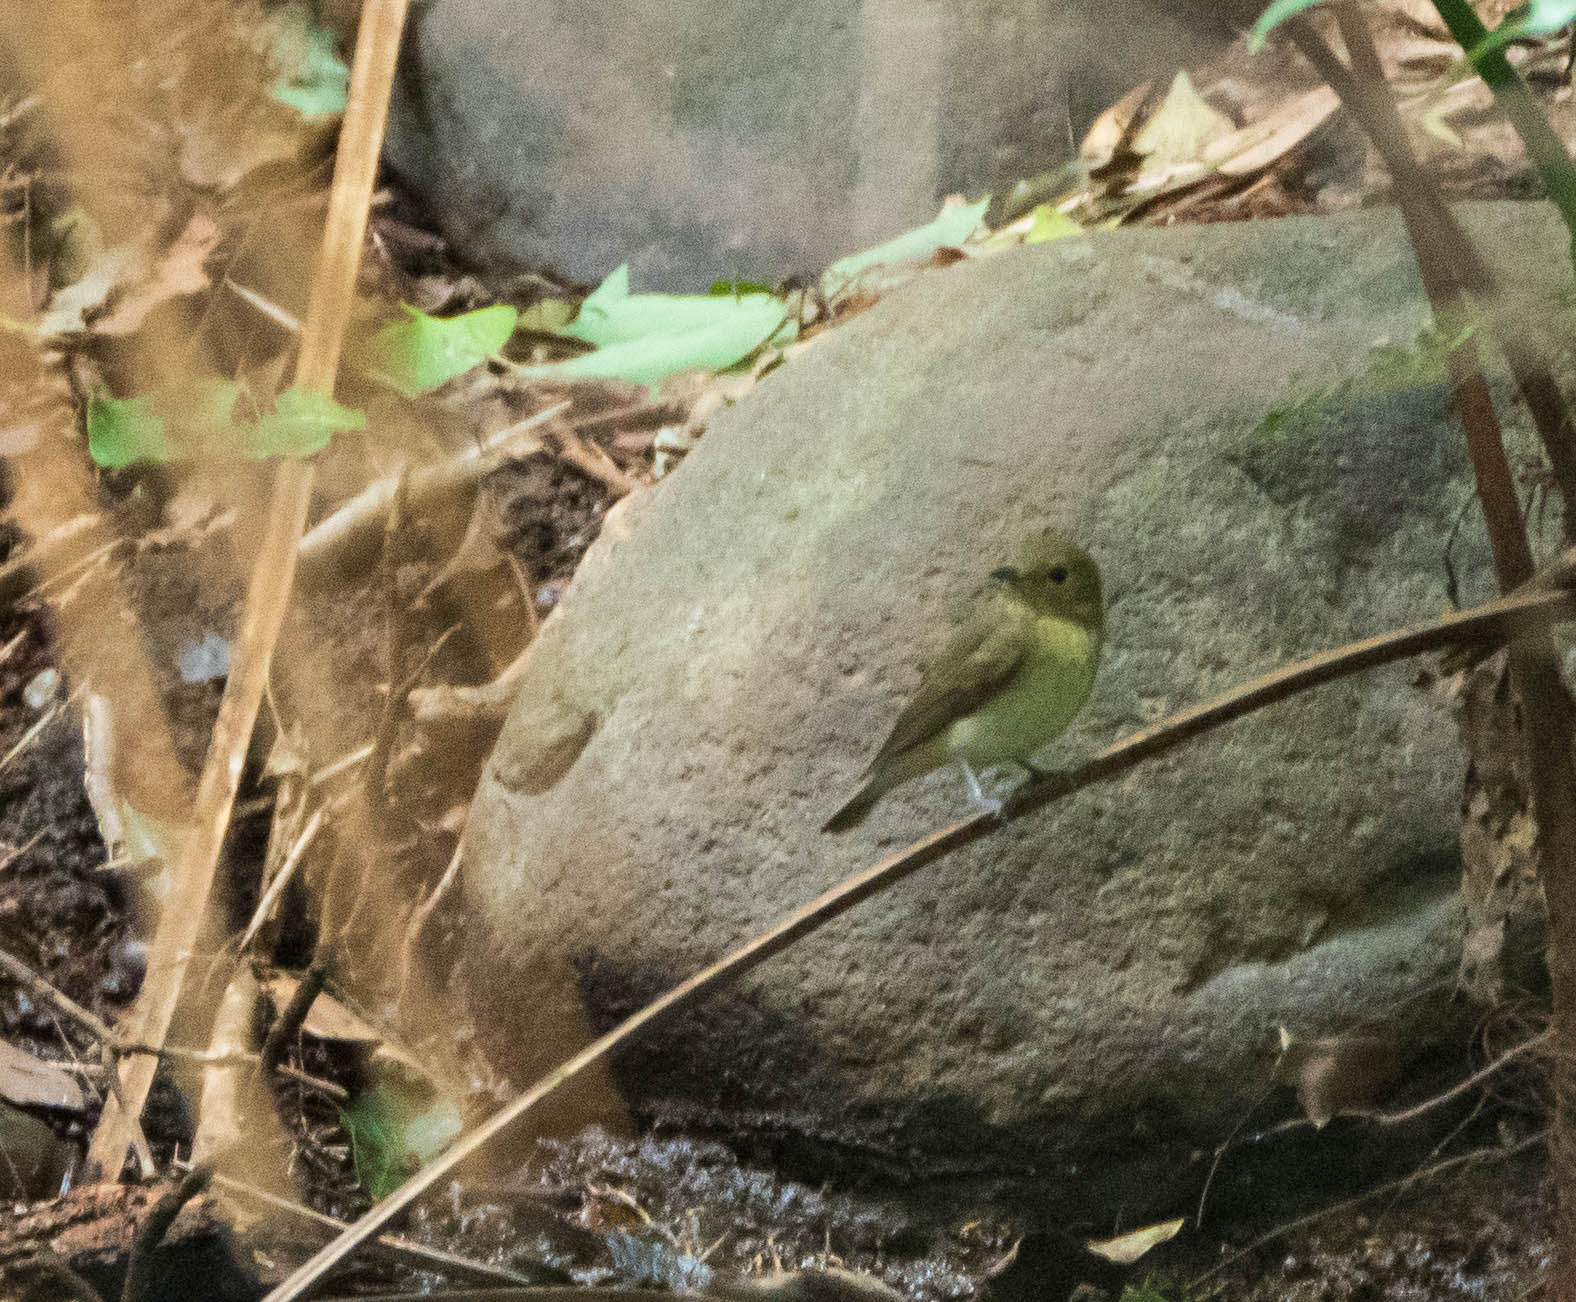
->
989, 566, 1018, 583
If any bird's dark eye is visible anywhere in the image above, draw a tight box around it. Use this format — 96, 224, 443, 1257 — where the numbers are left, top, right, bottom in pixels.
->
1048, 566, 1068, 583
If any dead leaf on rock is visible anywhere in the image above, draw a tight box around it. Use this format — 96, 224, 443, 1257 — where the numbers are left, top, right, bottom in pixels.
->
0, 1038, 86, 1111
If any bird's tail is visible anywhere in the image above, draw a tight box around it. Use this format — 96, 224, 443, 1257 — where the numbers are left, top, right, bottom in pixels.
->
821, 743, 943, 833
822, 780, 885, 833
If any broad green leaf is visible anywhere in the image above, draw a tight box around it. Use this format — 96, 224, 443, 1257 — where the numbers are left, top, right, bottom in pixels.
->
245, 386, 365, 458
268, 2, 350, 118
343, 1077, 461, 1201
565, 264, 785, 348
364, 303, 519, 397
1250, 0, 1329, 49
400, 1097, 462, 1163
515, 299, 790, 388
1431, 0, 1576, 259
180, 378, 243, 442
1025, 205, 1083, 244
1470, 0, 1576, 60
88, 381, 360, 464
87, 394, 172, 467
822, 198, 990, 293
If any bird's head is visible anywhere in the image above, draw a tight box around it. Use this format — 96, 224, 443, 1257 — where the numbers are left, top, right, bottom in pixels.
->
990, 529, 1104, 633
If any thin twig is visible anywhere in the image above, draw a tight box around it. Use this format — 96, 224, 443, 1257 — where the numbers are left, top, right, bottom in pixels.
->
0, 626, 29, 669
258, 568, 1576, 1302
0, 512, 103, 610
296, 401, 569, 584
120, 1163, 215, 1302
1188, 1130, 1545, 1288
260, 954, 330, 1082
0, 945, 118, 1045
194, 1164, 547, 1285
1245, 1029, 1550, 1145
235, 804, 329, 958
122, 1041, 347, 1101
0, 829, 43, 874
0, 695, 63, 775
546, 423, 638, 497
309, 742, 374, 788
397, 841, 464, 1005
365, 469, 412, 821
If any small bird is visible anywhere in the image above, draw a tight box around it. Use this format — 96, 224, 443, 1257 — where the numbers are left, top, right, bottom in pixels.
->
823, 529, 1103, 832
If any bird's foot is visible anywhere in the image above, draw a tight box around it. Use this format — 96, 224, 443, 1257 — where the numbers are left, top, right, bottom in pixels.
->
960, 761, 1019, 822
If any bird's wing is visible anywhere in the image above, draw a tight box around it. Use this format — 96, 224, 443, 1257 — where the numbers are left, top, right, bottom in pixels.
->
866, 606, 1033, 766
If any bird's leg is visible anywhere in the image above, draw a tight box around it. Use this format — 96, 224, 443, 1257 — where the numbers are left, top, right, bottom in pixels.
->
957, 759, 1007, 820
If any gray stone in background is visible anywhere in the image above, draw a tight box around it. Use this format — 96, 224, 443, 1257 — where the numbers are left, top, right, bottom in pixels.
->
384, 0, 1235, 289
461, 202, 1566, 1220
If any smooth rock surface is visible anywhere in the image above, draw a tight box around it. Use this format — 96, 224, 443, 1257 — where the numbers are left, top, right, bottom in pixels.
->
383, 0, 1234, 289
462, 203, 1566, 1217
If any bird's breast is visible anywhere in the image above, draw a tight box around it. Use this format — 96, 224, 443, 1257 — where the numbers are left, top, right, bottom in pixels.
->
942, 617, 1100, 769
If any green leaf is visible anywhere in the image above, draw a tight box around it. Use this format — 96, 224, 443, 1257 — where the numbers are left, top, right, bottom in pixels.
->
1431, 0, 1576, 259
88, 381, 361, 465
1025, 205, 1083, 245
515, 300, 790, 388
1250, 0, 1329, 49
244, 386, 365, 458
1469, 0, 1576, 60
267, 2, 350, 118
564, 264, 784, 348
342, 1077, 461, 1201
822, 198, 990, 294
87, 394, 173, 467
709, 279, 776, 296
180, 378, 243, 441
400, 1097, 462, 1164
365, 303, 519, 397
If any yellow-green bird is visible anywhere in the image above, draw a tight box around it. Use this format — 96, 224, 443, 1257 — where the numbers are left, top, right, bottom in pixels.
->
823, 529, 1103, 832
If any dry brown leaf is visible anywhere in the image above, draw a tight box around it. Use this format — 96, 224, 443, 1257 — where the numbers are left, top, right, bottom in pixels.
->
1086, 1217, 1185, 1264
262, 974, 426, 1076
1081, 80, 1153, 168
264, 974, 381, 1044
93, 212, 221, 336
1210, 86, 1341, 177
1274, 1028, 1403, 1128
1130, 71, 1236, 192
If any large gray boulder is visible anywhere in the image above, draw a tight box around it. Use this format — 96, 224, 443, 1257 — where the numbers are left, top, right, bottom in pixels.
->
461, 203, 1564, 1218
383, 0, 1234, 289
